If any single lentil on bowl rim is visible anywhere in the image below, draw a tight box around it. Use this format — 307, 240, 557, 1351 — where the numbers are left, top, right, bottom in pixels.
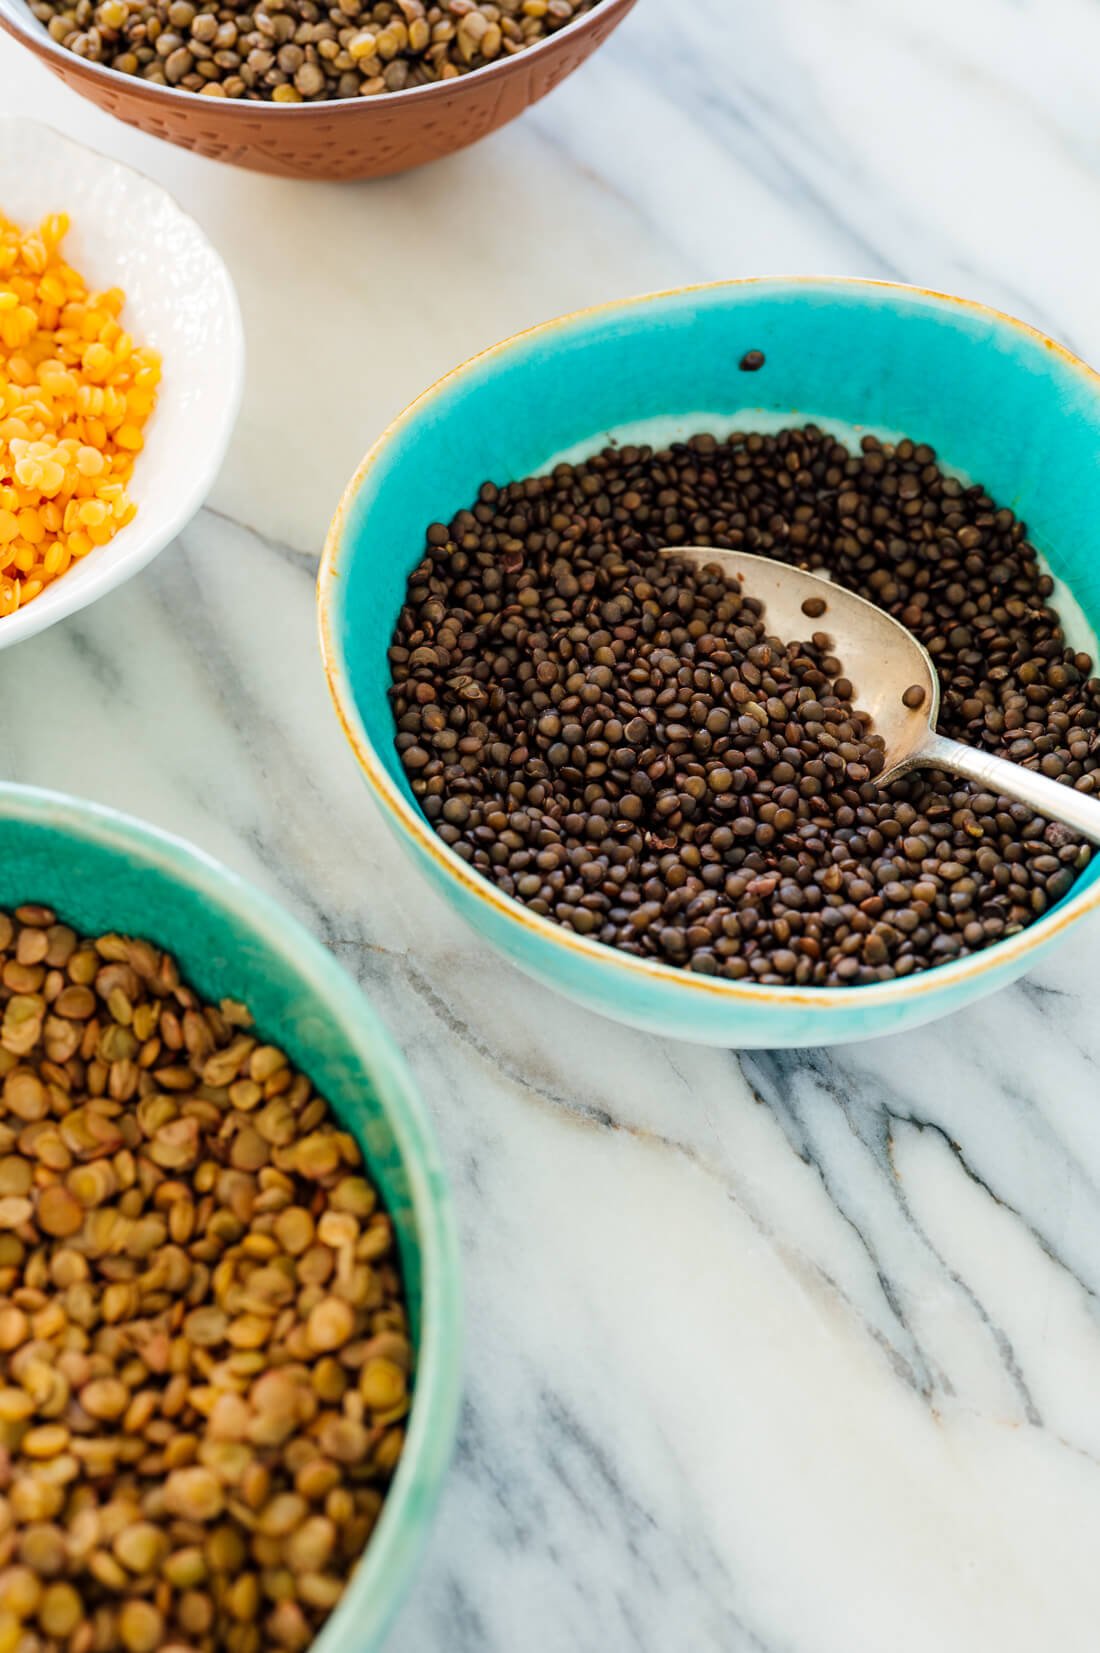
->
27, 0, 602, 101
388, 425, 1099, 988
0, 211, 160, 618
0, 905, 411, 1653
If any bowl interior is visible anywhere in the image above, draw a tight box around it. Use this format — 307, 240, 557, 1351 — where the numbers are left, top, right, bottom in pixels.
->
0, 786, 459, 1651
329, 279, 1100, 923
0, 118, 242, 645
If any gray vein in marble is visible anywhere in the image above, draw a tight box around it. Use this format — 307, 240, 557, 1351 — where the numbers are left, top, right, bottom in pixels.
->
1001, 977, 1100, 1087
744, 1048, 1049, 1420
524, 103, 667, 254
452, 1395, 542, 1552
839, 992, 1100, 1300
739, 1055, 944, 1396
145, 522, 354, 922
432, 1578, 488, 1653
842, 0, 1100, 186
202, 503, 319, 571
399, 958, 618, 1130
613, 2, 1079, 351
583, 1413, 776, 1651
354, 926, 1084, 1430
375, 944, 938, 1402
597, 25, 906, 282
386, 952, 757, 1193
58, 619, 130, 700
447, 1383, 776, 1653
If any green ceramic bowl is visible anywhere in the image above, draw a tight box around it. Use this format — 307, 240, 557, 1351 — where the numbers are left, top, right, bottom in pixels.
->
319, 278, 1100, 1047
0, 782, 461, 1650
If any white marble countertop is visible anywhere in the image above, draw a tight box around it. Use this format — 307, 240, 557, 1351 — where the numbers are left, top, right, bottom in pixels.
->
4, 2, 1100, 1647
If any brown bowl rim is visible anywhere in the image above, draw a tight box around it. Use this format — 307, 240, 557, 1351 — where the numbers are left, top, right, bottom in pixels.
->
0, 0, 634, 117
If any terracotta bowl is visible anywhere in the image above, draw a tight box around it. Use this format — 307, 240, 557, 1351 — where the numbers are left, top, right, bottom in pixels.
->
0, 0, 637, 179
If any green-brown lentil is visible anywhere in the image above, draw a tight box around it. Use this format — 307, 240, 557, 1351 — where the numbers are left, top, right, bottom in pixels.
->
388, 426, 1097, 987
0, 908, 411, 1653
26, 0, 602, 100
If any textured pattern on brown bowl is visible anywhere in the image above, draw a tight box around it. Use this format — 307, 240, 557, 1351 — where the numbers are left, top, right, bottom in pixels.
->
0, 0, 637, 179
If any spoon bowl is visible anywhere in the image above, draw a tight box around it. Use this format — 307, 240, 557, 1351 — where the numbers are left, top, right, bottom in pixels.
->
666, 546, 941, 784
669, 546, 1100, 842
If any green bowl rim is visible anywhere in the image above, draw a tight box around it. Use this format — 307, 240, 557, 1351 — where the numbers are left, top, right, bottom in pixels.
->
0, 780, 462, 1651
318, 275, 1100, 1017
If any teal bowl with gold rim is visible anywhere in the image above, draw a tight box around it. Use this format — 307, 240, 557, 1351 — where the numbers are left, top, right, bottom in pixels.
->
0, 782, 461, 1649
319, 278, 1100, 1047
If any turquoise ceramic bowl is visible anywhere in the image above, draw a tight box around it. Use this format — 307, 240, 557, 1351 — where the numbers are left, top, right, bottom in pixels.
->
319, 278, 1100, 1047
0, 783, 461, 1650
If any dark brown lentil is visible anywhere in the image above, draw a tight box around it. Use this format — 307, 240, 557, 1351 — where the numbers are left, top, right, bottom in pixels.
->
27, 0, 602, 101
388, 426, 1097, 987
739, 351, 766, 372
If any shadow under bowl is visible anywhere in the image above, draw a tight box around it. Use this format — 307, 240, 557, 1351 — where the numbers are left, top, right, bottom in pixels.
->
319, 277, 1100, 1047
0, 0, 637, 179
0, 782, 461, 1649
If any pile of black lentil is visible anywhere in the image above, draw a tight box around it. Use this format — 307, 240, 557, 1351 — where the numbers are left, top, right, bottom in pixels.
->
388, 427, 1098, 987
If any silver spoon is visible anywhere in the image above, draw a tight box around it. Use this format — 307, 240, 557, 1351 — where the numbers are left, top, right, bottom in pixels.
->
665, 546, 1100, 842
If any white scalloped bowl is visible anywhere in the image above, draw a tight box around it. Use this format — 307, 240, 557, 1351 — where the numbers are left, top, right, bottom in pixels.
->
0, 117, 243, 649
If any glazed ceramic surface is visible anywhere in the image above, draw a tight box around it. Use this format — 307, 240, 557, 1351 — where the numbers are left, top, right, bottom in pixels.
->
0, 118, 243, 649
0, 784, 462, 1653
321, 278, 1100, 1047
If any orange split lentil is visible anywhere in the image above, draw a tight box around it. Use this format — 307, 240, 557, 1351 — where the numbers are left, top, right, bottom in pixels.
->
0, 210, 160, 617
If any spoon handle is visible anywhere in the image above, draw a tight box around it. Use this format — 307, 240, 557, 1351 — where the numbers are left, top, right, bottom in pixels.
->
922, 733, 1100, 842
